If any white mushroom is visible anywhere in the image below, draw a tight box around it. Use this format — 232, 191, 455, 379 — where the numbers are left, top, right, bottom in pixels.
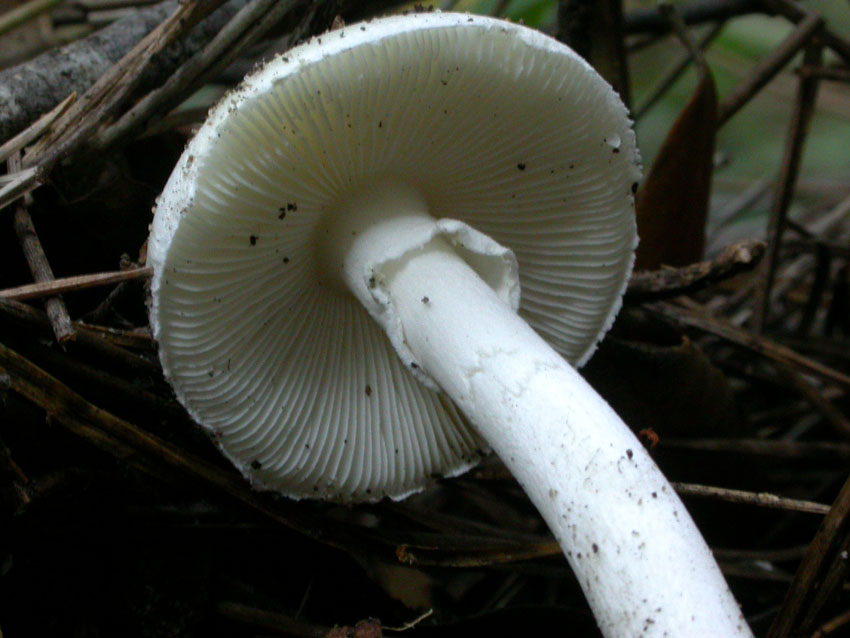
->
148, 12, 753, 637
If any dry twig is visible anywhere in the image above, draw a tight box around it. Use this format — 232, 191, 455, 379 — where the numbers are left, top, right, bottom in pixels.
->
768, 472, 850, 637
650, 301, 850, 390
633, 21, 724, 120
626, 239, 765, 302
751, 42, 824, 333
7, 152, 74, 342
717, 13, 823, 127
671, 482, 830, 515
625, 0, 759, 34
0, 339, 406, 561
663, 438, 850, 462
0, 0, 61, 36
0, 167, 41, 213
0, 266, 152, 301
0, 297, 156, 373
0, 93, 75, 165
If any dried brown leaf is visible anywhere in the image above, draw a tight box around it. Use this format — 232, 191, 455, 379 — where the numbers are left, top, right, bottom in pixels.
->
583, 330, 742, 438
635, 61, 718, 270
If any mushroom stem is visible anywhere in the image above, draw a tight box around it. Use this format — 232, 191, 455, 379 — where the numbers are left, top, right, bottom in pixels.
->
148, 12, 752, 635
375, 238, 751, 637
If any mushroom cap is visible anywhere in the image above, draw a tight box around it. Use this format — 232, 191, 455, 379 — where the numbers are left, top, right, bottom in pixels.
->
148, 11, 640, 502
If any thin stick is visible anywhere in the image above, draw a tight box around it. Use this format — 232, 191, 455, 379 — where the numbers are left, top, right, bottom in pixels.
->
0, 0, 61, 37
722, 561, 793, 583
634, 21, 724, 120
8, 153, 74, 342
625, 0, 759, 34
798, 65, 850, 84
751, 42, 823, 333
383, 609, 435, 632
804, 530, 850, 630
796, 244, 831, 334
662, 438, 850, 462
811, 608, 850, 638
768, 470, 850, 637
716, 13, 822, 127
0, 340, 387, 559
14, 332, 187, 422
136, 106, 209, 140
671, 482, 830, 515
626, 239, 765, 302
216, 601, 328, 637
0, 297, 156, 374
760, 0, 850, 64
0, 166, 41, 213
785, 238, 850, 261
659, 2, 710, 70
714, 545, 807, 563
778, 366, 850, 441
0, 93, 75, 165
12, 215, 75, 343
0, 434, 29, 483
93, 0, 301, 152
394, 538, 562, 568
76, 0, 161, 8
649, 302, 850, 390
0, 266, 152, 301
